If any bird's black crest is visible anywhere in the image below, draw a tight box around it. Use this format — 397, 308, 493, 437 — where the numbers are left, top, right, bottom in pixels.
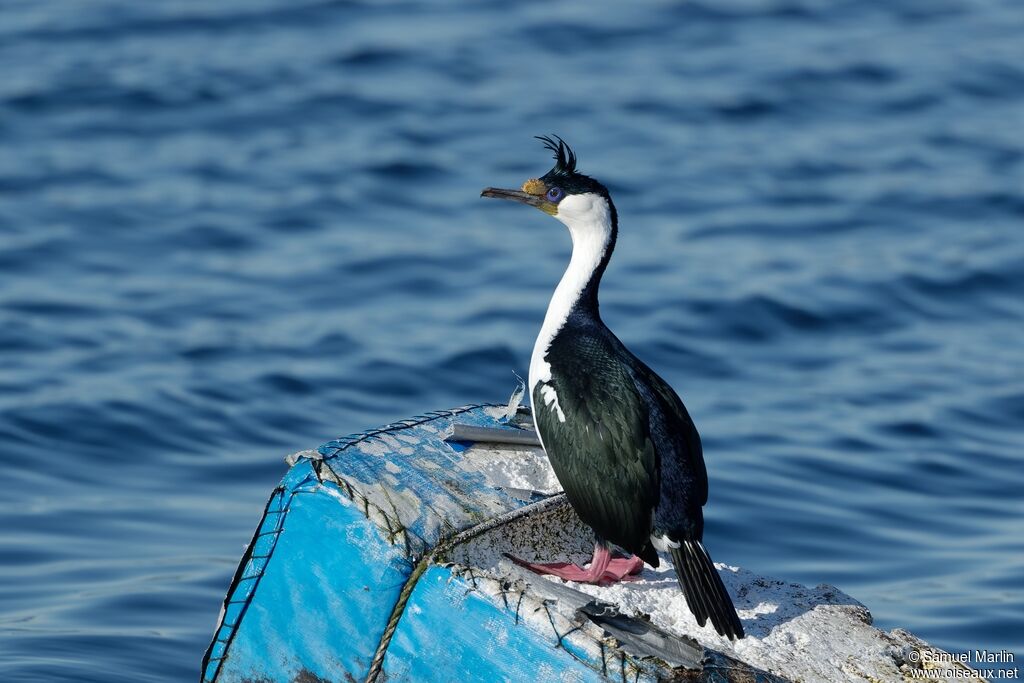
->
535, 134, 612, 203
536, 135, 577, 176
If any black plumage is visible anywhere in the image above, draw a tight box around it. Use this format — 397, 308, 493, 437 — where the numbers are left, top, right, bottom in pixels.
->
533, 300, 744, 640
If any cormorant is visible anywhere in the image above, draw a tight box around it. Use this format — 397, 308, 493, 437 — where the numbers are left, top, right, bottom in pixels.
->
481, 136, 744, 640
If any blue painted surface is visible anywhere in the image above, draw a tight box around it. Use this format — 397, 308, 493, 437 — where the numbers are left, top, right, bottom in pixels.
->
1, 1, 1022, 680
210, 461, 412, 683
383, 566, 607, 683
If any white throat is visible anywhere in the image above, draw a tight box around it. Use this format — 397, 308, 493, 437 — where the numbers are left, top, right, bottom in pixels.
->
528, 192, 614, 396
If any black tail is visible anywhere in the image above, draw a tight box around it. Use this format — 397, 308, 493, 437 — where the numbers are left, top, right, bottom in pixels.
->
670, 540, 744, 640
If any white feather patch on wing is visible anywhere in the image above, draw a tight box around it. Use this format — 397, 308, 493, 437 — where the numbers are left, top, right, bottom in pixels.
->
650, 533, 681, 552
539, 384, 566, 422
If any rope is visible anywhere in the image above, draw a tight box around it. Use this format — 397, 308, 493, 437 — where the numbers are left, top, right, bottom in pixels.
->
363, 494, 568, 683
321, 403, 501, 459
365, 555, 430, 683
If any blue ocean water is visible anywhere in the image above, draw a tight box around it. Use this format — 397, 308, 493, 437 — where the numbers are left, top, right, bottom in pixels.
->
1, 0, 1022, 680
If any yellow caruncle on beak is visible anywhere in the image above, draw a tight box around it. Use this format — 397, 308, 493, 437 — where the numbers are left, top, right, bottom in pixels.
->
523, 178, 558, 215
522, 178, 546, 196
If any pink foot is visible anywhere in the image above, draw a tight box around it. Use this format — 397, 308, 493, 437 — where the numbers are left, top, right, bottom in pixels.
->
603, 554, 644, 582
505, 543, 644, 585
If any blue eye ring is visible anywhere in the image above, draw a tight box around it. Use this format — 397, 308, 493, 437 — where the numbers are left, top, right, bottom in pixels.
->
546, 186, 563, 202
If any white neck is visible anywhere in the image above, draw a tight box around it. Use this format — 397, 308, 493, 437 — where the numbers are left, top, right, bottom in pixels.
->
529, 193, 614, 394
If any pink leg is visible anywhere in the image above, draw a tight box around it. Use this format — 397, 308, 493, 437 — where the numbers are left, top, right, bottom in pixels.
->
506, 543, 644, 585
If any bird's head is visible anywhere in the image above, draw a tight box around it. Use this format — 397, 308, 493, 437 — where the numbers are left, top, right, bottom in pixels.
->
482, 136, 616, 237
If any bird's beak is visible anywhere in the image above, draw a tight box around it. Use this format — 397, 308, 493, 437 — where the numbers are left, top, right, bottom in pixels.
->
480, 187, 545, 208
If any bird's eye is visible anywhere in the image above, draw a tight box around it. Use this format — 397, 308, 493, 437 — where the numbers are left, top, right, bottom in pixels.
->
546, 186, 564, 202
